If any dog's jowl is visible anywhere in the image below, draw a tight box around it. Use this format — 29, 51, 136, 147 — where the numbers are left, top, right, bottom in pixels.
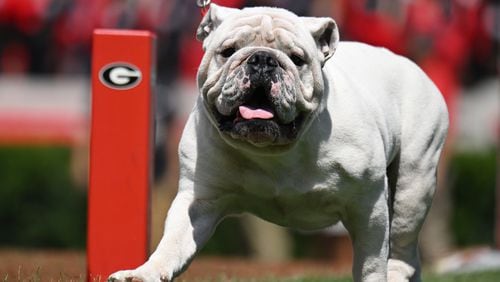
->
109, 4, 448, 282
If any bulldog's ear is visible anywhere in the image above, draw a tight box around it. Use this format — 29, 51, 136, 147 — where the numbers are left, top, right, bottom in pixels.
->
196, 3, 239, 43
301, 17, 339, 64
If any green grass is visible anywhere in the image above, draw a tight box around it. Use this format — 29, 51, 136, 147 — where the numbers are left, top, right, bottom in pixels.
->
3, 270, 500, 282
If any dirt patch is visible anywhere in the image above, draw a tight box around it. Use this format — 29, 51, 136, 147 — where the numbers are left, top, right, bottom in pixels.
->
0, 249, 85, 280
0, 249, 350, 281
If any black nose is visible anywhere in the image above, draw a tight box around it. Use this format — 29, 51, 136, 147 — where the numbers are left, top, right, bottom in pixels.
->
247, 51, 278, 74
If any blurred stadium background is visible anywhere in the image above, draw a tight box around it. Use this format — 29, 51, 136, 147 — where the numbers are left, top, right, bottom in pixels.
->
0, 0, 498, 279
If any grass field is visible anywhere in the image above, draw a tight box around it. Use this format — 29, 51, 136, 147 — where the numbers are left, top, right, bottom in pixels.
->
1, 250, 499, 282
3, 271, 500, 282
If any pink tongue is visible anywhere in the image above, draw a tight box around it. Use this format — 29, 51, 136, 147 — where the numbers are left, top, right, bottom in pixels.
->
239, 106, 274, 120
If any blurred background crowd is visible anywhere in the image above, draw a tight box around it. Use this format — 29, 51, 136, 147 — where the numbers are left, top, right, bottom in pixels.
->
0, 0, 498, 274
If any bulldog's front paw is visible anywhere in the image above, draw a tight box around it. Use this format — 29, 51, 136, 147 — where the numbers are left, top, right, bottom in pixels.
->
108, 268, 170, 282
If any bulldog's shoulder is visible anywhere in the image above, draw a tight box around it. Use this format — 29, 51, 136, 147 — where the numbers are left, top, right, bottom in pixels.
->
335, 41, 392, 54
328, 41, 416, 73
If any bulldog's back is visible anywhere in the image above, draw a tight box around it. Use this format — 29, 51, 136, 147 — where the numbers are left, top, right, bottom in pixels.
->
322, 41, 448, 170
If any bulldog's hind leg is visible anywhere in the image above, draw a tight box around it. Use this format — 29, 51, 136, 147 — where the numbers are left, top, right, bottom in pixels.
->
386, 156, 430, 282
387, 118, 447, 282
108, 190, 222, 282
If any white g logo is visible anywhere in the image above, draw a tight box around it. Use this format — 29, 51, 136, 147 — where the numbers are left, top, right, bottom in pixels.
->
99, 63, 142, 90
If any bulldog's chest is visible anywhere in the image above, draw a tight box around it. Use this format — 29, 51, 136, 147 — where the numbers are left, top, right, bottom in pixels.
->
220, 159, 348, 230
236, 186, 345, 230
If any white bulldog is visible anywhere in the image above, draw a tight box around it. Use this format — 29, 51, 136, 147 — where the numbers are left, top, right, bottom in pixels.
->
109, 4, 448, 282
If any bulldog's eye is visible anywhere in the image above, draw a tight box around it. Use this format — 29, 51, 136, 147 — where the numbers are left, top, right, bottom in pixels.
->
290, 54, 305, 66
220, 47, 236, 58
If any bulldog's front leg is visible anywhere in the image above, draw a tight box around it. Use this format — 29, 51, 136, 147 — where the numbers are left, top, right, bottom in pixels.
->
108, 190, 222, 282
343, 181, 390, 282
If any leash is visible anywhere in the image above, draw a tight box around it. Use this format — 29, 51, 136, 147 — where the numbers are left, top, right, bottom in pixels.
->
196, 0, 211, 16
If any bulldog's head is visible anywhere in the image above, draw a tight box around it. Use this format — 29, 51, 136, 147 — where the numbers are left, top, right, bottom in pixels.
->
196, 4, 339, 153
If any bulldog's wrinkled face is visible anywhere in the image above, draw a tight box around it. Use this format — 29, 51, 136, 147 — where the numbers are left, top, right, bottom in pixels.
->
196, 4, 339, 152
